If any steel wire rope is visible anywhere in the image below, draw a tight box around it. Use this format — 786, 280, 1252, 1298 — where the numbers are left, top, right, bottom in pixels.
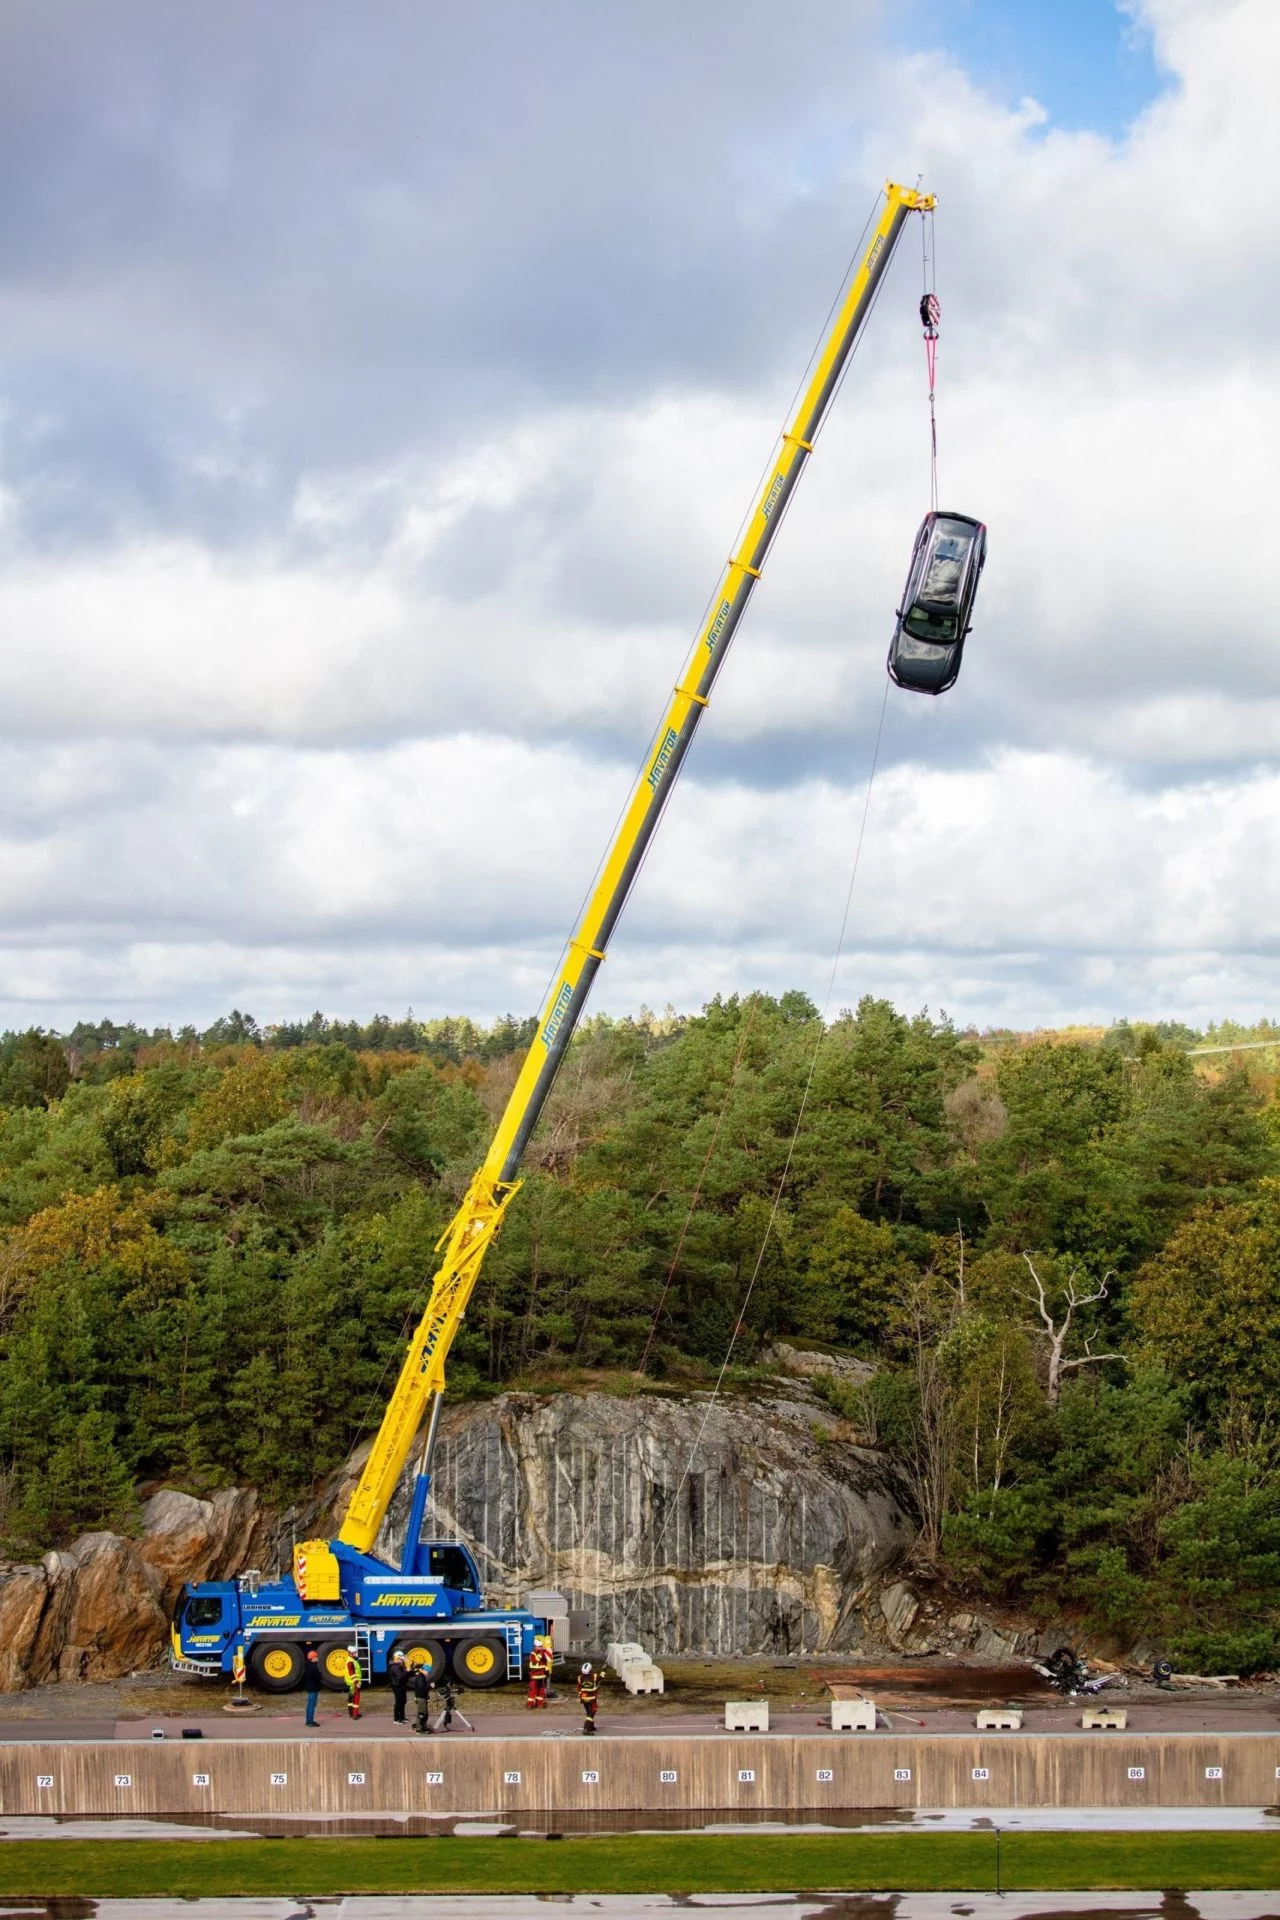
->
613, 676, 893, 1644
921, 206, 939, 511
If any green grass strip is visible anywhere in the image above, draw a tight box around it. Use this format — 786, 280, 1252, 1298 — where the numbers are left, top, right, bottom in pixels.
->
1, 1830, 1279, 1898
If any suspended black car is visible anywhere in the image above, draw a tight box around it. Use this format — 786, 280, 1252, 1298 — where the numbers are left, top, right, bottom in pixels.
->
887, 510, 988, 695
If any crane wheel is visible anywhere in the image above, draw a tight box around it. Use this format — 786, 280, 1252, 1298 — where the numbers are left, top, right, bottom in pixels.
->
249, 1641, 304, 1692
317, 1638, 357, 1692
392, 1635, 447, 1683
452, 1634, 508, 1688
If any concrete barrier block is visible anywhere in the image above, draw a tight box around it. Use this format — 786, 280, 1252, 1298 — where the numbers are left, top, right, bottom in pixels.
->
832, 1697, 877, 1731
975, 1709, 1022, 1730
725, 1700, 769, 1731
622, 1663, 665, 1695
606, 1642, 647, 1672
1081, 1708, 1128, 1730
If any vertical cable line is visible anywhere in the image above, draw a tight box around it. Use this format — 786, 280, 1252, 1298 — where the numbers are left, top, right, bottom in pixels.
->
616, 679, 892, 1639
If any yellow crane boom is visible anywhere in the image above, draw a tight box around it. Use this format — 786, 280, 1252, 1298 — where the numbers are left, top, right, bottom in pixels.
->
338, 179, 934, 1555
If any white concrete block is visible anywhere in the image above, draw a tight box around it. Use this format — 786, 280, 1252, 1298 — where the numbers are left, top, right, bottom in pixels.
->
832, 1697, 877, 1731
975, 1709, 1022, 1730
606, 1642, 647, 1671
725, 1700, 769, 1731
1081, 1707, 1128, 1729
622, 1663, 664, 1695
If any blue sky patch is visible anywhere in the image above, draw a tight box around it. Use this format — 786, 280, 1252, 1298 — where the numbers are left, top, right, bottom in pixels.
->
899, 0, 1166, 137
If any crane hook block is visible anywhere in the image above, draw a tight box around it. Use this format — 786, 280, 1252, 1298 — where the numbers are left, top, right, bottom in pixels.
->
919, 292, 940, 336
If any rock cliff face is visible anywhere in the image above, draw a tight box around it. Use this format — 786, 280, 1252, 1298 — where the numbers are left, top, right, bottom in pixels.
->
0, 1384, 917, 1688
0, 1488, 259, 1691
365, 1388, 914, 1655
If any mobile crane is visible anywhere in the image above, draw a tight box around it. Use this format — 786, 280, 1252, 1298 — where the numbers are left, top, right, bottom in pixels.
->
173, 180, 936, 1695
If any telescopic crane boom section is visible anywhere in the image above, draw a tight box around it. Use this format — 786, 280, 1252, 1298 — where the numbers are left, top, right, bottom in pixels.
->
337, 180, 934, 1558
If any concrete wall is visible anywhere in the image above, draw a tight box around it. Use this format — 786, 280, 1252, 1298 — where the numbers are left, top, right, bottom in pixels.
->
1, 1734, 1278, 1817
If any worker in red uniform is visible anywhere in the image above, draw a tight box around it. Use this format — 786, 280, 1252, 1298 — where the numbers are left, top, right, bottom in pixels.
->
577, 1661, 599, 1735
526, 1635, 552, 1709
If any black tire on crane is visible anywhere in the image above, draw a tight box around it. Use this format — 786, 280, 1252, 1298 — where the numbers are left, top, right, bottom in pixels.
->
451, 1633, 509, 1688
249, 1640, 305, 1692
393, 1634, 447, 1684
317, 1637, 356, 1691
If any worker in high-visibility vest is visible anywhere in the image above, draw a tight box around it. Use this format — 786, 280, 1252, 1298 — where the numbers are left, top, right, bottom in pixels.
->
342, 1646, 362, 1720
577, 1661, 599, 1735
526, 1635, 552, 1709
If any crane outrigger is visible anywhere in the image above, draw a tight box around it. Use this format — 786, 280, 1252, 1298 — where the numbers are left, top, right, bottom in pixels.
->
173, 180, 936, 1695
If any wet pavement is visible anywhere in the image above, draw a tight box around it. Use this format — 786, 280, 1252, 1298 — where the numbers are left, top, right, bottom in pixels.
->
2, 1807, 1280, 1842
2, 1894, 1280, 1920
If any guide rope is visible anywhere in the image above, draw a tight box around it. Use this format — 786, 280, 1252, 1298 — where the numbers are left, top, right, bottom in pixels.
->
614, 678, 893, 1640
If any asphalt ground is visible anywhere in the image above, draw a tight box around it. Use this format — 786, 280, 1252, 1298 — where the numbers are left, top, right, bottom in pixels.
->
0, 1662, 1274, 1744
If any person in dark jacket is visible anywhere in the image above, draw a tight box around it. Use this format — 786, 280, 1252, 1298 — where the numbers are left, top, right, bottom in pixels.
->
577, 1661, 599, 1735
302, 1645, 323, 1727
412, 1662, 432, 1734
389, 1650, 410, 1724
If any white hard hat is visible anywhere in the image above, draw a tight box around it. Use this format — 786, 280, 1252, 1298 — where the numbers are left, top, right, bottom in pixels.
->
581, 1661, 593, 1672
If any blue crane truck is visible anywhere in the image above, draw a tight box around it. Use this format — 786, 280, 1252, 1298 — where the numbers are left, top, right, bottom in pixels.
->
172, 1525, 567, 1692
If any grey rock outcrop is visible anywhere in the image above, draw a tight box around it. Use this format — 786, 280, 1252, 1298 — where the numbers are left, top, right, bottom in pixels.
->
0, 1385, 922, 1687
362, 1388, 914, 1655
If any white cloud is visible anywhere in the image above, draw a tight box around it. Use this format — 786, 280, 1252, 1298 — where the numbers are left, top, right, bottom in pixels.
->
0, 0, 1275, 1030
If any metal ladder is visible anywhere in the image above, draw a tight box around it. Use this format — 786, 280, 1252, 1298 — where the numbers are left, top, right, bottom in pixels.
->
504, 1622, 524, 1681
353, 1625, 372, 1682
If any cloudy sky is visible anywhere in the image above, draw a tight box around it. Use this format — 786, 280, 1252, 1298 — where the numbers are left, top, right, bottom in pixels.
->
0, 0, 1274, 1035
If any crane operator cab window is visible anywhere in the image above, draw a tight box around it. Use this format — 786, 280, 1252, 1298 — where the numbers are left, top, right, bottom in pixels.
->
429, 1544, 478, 1591
186, 1596, 227, 1628
177, 1590, 229, 1631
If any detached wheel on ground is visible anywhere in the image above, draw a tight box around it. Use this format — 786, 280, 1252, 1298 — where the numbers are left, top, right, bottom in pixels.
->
392, 1634, 447, 1684
249, 1640, 304, 1692
317, 1638, 356, 1692
451, 1634, 508, 1688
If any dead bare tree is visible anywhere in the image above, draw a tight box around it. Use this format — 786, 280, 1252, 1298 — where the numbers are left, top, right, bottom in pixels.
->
1021, 1254, 1125, 1407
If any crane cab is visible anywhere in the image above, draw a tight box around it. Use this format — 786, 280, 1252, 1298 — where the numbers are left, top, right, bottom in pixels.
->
171, 1581, 237, 1675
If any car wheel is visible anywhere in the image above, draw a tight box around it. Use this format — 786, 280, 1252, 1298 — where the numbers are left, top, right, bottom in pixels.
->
451, 1634, 508, 1689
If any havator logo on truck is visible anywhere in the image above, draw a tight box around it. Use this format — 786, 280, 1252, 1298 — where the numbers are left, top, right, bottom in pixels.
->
371, 1594, 437, 1608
